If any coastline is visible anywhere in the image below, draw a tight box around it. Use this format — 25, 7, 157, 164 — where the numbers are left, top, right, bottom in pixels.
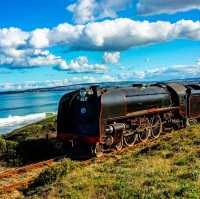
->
0, 112, 56, 135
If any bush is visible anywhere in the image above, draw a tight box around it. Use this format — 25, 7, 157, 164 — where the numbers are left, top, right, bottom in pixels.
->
0, 137, 18, 157
29, 159, 74, 188
0, 137, 19, 165
5, 140, 18, 165
0, 137, 7, 154
15, 138, 65, 165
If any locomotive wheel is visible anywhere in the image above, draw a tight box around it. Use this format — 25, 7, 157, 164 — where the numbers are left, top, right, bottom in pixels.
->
138, 118, 151, 142
150, 114, 162, 139
123, 131, 137, 147
115, 139, 123, 151
91, 143, 103, 157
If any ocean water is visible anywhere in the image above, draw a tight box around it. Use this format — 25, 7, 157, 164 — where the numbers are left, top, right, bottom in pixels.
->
0, 89, 69, 134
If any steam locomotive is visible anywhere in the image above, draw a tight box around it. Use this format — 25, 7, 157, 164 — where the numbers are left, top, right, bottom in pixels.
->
57, 82, 200, 156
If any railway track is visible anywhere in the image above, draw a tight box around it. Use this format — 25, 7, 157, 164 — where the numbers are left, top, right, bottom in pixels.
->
0, 159, 54, 180
0, 156, 67, 193
0, 131, 173, 194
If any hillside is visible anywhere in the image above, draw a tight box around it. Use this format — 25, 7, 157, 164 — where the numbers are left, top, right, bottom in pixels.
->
0, 120, 200, 198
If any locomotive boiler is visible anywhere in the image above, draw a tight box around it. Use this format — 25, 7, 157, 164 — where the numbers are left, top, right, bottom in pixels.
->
57, 82, 200, 156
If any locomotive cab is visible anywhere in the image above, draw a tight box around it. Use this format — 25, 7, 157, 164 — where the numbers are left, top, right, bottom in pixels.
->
185, 84, 200, 118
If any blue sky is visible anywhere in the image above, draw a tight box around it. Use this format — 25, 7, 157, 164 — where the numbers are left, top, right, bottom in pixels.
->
0, 0, 200, 91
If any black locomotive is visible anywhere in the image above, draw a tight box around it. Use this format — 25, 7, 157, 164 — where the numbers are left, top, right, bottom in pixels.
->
57, 82, 200, 156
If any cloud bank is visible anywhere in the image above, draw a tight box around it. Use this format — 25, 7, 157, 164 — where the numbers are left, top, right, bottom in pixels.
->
28, 19, 200, 51
67, 0, 200, 21
0, 18, 200, 51
137, 0, 200, 16
0, 75, 117, 91
0, 47, 106, 72
120, 58, 200, 80
1, 58, 200, 91
1, 19, 200, 70
67, 0, 131, 24
2, 19, 200, 51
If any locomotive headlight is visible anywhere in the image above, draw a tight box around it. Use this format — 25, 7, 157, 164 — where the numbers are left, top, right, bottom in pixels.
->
81, 107, 86, 114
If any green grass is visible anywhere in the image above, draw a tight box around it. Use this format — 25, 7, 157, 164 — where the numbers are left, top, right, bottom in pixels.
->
22, 125, 200, 199
1, 118, 200, 198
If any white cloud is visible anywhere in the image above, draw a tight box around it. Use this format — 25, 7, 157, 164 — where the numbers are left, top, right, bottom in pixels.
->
0, 47, 107, 73
0, 28, 29, 48
103, 52, 120, 64
0, 75, 117, 91
137, 0, 200, 16
28, 19, 200, 51
0, 48, 68, 69
174, 20, 200, 40
27, 54, 66, 68
57, 56, 107, 72
119, 59, 200, 80
165, 62, 200, 76
48, 23, 84, 46
30, 28, 50, 48
67, 0, 131, 24
1, 19, 200, 52
67, 0, 96, 24
0, 80, 70, 91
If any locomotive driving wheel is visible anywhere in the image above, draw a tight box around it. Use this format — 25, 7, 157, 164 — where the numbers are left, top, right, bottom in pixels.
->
138, 117, 151, 142
123, 131, 138, 147
150, 114, 162, 138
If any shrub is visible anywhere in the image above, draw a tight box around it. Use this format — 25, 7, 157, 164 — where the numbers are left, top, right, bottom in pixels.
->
0, 138, 19, 165
5, 140, 18, 165
0, 137, 18, 157
0, 137, 7, 154
29, 159, 74, 188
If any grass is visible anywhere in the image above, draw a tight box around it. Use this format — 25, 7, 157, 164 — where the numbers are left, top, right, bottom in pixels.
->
1, 118, 200, 198
23, 125, 200, 199
25, 158, 74, 195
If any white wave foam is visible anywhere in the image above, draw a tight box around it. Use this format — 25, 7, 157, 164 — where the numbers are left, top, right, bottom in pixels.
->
0, 113, 47, 128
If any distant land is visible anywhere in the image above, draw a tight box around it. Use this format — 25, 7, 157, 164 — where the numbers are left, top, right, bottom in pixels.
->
1, 78, 200, 95
0, 81, 139, 95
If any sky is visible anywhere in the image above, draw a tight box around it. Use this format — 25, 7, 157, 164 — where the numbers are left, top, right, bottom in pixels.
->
0, 0, 200, 91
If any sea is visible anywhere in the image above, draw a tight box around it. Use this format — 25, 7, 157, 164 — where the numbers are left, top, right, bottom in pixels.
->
0, 89, 68, 134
